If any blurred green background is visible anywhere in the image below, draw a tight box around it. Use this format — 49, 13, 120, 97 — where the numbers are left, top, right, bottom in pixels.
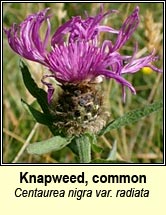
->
3, 2, 163, 163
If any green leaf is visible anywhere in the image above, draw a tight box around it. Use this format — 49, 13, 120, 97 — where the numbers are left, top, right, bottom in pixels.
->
20, 60, 50, 114
91, 143, 103, 153
27, 136, 71, 155
99, 100, 163, 136
19, 61, 64, 136
90, 159, 130, 163
68, 138, 79, 156
21, 99, 53, 126
85, 133, 103, 153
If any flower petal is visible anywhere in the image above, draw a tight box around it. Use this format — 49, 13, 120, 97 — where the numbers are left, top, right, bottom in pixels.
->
112, 6, 139, 52
46, 41, 107, 83
4, 8, 51, 64
51, 6, 119, 46
51, 16, 81, 46
122, 49, 162, 74
41, 74, 55, 104
100, 69, 136, 94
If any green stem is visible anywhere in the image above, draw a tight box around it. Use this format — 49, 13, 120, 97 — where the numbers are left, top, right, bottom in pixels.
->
76, 135, 91, 163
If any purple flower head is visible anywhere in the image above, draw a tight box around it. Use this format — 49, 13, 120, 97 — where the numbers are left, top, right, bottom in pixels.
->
4, 6, 162, 103
4, 8, 51, 64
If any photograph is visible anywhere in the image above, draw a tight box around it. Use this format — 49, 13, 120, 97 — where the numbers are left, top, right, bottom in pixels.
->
2, 2, 163, 164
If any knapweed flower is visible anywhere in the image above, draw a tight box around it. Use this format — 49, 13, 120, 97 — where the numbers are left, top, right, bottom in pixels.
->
4, 6, 161, 135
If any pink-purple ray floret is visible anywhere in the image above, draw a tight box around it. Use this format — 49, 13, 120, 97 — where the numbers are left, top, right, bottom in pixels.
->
4, 6, 161, 103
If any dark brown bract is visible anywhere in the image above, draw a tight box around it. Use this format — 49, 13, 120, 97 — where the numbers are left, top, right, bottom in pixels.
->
50, 82, 109, 136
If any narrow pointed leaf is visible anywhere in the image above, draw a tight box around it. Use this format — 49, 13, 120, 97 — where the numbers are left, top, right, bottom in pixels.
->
91, 143, 103, 153
20, 60, 50, 114
27, 136, 71, 155
68, 139, 79, 156
85, 133, 103, 153
99, 100, 163, 136
21, 99, 53, 126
